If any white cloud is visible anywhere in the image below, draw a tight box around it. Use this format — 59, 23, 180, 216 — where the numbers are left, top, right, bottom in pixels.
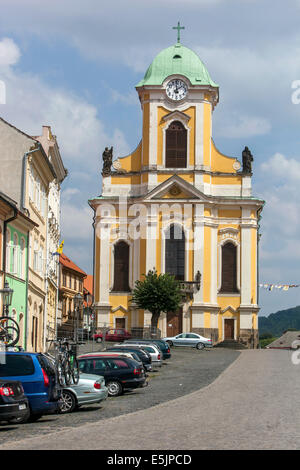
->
215, 112, 271, 138
61, 203, 93, 241
261, 153, 300, 182
0, 37, 20, 66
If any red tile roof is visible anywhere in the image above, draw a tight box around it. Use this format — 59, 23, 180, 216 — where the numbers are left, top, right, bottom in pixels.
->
83, 275, 93, 295
59, 253, 87, 277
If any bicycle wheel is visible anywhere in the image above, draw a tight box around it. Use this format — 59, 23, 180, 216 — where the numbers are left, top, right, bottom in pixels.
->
63, 361, 72, 386
56, 359, 66, 387
0, 317, 20, 347
71, 358, 80, 385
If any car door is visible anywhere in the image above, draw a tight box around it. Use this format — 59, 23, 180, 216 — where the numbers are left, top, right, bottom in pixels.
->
174, 333, 187, 346
104, 358, 131, 382
186, 334, 200, 347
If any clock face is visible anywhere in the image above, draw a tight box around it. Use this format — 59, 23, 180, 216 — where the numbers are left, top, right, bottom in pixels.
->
166, 79, 188, 101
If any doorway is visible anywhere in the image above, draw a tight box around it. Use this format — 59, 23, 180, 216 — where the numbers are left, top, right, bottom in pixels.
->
115, 317, 126, 329
167, 308, 183, 337
224, 319, 235, 340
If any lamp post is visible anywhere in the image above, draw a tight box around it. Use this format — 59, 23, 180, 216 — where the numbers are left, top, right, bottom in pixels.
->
0, 281, 14, 316
73, 292, 83, 343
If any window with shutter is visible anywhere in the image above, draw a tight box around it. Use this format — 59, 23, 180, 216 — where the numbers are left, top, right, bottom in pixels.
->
220, 243, 238, 293
165, 224, 185, 281
166, 121, 187, 168
112, 241, 130, 292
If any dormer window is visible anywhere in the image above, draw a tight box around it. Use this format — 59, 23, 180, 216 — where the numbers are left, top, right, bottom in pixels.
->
166, 121, 187, 168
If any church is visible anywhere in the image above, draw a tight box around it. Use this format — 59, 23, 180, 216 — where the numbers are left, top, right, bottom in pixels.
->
89, 27, 264, 348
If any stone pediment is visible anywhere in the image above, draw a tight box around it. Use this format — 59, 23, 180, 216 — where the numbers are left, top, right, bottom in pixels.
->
161, 110, 191, 125
144, 175, 208, 201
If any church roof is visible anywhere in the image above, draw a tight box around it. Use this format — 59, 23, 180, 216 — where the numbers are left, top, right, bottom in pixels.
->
136, 43, 218, 88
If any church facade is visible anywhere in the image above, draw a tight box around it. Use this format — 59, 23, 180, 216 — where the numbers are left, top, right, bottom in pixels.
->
89, 39, 264, 348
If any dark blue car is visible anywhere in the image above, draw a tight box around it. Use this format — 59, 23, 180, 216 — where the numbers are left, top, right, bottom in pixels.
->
0, 352, 61, 422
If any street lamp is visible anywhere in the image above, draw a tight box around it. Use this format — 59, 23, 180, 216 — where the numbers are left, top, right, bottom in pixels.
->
73, 292, 83, 343
0, 281, 14, 316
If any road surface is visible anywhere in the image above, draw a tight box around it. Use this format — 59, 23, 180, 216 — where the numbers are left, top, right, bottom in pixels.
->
2, 349, 300, 450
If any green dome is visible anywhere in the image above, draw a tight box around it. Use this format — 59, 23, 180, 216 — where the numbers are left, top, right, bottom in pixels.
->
136, 43, 218, 88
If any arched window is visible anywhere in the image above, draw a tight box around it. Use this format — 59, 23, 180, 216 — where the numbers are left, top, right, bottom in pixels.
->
220, 242, 238, 293
165, 224, 185, 281
166, 121, 187, 168
112, 241, 130, 292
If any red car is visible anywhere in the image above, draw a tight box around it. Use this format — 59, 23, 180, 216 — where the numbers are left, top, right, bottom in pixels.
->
92, 330, 103, 343
105, 329, 131, 342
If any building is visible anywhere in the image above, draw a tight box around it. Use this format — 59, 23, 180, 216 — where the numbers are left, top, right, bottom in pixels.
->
57, 253, 87, 337
89, 37, 264, 348
0, 118, 57, 351
0, 192, 37, 347
34, 126, 67, 348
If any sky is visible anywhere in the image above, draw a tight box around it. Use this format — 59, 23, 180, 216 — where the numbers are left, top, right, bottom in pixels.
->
0, 0, 300, 317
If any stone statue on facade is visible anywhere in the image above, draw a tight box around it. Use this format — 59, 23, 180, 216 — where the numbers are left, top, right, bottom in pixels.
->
102, 146, 113, 176
242, 146, 253, 174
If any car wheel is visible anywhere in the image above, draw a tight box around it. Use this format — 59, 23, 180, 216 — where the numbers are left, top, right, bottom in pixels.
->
196, 342, 204, 350
166, 341, 173, 347
9, 407, 30, 424
59, 390, 77, 413
107, 380, 123, 397
96, 337, 102, 343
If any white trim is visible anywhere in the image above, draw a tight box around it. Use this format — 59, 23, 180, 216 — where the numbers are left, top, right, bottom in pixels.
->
113, 315, 128, 330
222, 315, 238, 341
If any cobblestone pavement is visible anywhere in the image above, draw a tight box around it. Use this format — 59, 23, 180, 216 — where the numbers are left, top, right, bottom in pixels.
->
2, 349, 300, 450
0, 347, 239, 444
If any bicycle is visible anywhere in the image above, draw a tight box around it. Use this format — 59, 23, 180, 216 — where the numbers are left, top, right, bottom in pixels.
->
0, 316, 20, 347
46, 338, 80, 386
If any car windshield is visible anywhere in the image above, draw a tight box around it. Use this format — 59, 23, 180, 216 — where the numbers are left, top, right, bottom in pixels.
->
0, 354, 35, 377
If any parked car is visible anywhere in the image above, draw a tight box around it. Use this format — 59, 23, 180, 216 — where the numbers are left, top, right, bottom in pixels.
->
58, 373, 108, 413
105, 328, 131, 342
0, 379, 29, 423
121, 343, 162, 367
106, 346, 152, 372
78, 354, 147, 397
80, 351, 144, 371
124, 339, 171, 360
92, 329, 103, 343
162, 333, 213, 350
0, 351, 61, 422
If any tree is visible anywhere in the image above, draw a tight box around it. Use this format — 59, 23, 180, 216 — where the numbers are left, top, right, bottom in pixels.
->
131, 269, 182, 330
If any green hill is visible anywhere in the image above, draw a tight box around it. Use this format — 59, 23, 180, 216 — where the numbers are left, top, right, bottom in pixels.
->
259, 306, 300, 337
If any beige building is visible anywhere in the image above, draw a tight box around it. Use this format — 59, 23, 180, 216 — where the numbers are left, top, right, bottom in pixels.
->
34, 126, 67, 349
0, 118, 57, 351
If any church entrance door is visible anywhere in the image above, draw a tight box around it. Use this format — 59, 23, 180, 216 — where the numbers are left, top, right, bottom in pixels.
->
167, 308, 183, 337
115, 318, 126, 329
224, 319, 235, 340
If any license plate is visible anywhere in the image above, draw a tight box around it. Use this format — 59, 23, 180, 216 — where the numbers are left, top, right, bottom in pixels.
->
19, 404, 26, 410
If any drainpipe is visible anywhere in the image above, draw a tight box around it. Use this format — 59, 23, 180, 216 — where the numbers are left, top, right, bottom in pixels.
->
24, 231, 30, 349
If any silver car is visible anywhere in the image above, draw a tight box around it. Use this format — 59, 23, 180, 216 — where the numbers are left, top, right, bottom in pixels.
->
162, 333, 213, 350
122, 343, 163, 367
59, 373, 108, 413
